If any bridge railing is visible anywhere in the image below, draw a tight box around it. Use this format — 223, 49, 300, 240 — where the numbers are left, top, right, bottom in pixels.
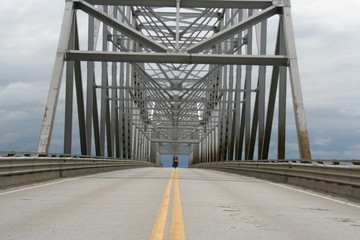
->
225, 159, 360, 165
0, 151, 127, 159
192, 160, 360, 200
0, 151, 158, 188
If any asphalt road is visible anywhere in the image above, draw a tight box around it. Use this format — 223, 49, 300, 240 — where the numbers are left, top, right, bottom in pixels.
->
1, 168, 359, 240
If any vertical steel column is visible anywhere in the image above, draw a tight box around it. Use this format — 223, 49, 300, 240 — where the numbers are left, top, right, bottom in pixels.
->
248, 89, 259, 160
92, 87, 102, 156
248, 19, 267, 160
211, 125, 215, 162
64, 18, 75, 154
219, 65, 228, 161
278, 16, 287, 159
261, 19, 281, 159
117, 6, 125, 158
209, 130, 214, 162
99, 6, 107, 155
281, 4, 312, 161
233, 8, 244, 160
123, 64, 130, 158
133, 126, 138, 160
105, 93, 113, 157
175, 0, 181, 52
244, 9, 253, 160
234, 64, 243, 160
227, 63, 235, 161
146, 139, 151, 162
131, 124, 136, 159
238, 99, 246, 160
73, 15, 88, 155
226, 9, 237, 161
220, 11, 229, 161
214, 119, 219, 161
85, 15, 95, 155
150, 141, 157, 164
38, 1, 75, 153
111, 7, 120, 157
257, 20, 267, 159
123, 7, 132, 158
118, 61, 125, 157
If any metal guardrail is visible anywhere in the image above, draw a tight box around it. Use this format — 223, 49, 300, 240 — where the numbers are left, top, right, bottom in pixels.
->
0, 151, 157, 178
219, 159, 360, 165
0, 151, 127, 159
192, 160, 360, 188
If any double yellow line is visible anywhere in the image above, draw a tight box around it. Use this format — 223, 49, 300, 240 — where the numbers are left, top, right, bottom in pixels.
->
150, 169, 186, 240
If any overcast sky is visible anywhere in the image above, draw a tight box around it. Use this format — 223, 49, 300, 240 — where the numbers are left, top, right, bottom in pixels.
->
0, 0, 359, 160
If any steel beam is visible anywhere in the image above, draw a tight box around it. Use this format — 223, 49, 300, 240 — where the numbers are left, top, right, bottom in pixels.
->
74, 0, 167, 52
278, 16, 287, 160
150, 138, 200, 144
64, 19, 75, 154
281, 6, 312, 162
261, 18, 281, 160
97, 86, 257, 93
187, 6, 281, 53
85, 0, 273, 8
66, 51, 288, 65
38, 1, 75, 153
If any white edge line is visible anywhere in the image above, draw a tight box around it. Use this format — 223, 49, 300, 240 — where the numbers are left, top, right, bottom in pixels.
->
256, 179, 360, 209
0, 171, 118, 196
206, 169, 360, 209
0, 178, 81, 196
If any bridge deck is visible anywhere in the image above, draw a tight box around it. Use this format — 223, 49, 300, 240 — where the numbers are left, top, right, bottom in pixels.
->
1, 168, 359, 239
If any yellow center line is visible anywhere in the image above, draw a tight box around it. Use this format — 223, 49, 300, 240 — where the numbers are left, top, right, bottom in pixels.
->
171, 169, 186, 240
150, 169, 175, 240
150, 169, 186, 240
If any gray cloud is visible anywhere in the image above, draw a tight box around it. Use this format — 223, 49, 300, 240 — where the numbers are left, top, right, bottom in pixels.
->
0, 0, 359, 160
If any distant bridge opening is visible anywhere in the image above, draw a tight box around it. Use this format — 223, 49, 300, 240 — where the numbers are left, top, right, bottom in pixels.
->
160, 155, 190, 168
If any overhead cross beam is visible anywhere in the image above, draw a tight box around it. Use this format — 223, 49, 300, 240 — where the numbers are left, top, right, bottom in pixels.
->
187, 5, 281, 53
66, 51, 288, 65
74, 0, 168, 52
85, 0, 273, 8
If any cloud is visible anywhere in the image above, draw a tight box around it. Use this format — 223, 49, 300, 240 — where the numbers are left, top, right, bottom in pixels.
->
0, 0, 63, 87
338, 107, 360, 118
0, 82, 50, 152
310, 149, 342, 160
313, 137, 332, 146
343, 144, 360, 160
292, 0, 360, 121
0, 82, 47, 107
0, 0, 359, 161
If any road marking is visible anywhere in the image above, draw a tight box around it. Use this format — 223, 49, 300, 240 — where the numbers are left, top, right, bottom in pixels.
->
258, 179, 360, 209
171, 170, 186, 240
0, 170, 124, 196
0, 178, 81, 196
207, 170, 360, 209
150, 169, 186, 240
150, 169, 175, 240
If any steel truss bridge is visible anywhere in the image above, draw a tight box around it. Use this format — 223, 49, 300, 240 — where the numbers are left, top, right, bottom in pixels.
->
37, 0, 312, 164
2, 3, 360, 237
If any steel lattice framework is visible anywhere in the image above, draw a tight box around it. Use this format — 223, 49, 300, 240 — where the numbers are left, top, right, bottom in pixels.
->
38, 0, 312, 164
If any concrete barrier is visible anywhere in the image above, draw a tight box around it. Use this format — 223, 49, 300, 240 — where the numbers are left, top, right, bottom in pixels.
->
0, 156, 158, 189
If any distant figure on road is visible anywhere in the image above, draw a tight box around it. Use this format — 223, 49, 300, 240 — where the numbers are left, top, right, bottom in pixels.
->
172, 155, 178, 168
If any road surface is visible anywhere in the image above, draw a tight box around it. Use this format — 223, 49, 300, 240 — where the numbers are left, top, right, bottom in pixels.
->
1, 168, 359, 239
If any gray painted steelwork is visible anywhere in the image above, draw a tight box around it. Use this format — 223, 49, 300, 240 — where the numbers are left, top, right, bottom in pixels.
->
38, 0, 311, 164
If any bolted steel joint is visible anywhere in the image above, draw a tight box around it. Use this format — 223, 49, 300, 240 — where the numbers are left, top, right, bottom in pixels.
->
273, 0, 291, 7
